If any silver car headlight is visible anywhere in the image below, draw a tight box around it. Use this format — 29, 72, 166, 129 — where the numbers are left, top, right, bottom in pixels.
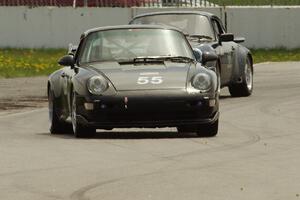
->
87, 76, 108, 95
192, 73, 212, 92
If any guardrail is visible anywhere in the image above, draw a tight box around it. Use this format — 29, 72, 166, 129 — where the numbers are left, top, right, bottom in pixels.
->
0, 0, 300, 7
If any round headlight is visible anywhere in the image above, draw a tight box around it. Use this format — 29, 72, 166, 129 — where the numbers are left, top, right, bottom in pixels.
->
87, 76, 108, 95
192, 73, 212, 92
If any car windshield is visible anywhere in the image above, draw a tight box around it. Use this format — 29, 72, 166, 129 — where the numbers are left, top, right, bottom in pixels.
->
132, 14, 215, 40
79, 28, 194, 64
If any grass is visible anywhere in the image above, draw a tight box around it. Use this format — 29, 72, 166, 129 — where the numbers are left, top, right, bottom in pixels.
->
0, 48, 66, 78
0, 48, 300, 78
210, 0, 300, 6
251, 48, 300, 63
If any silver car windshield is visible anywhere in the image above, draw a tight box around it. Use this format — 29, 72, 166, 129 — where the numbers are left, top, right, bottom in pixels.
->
79, 28, 194, 64
132, 14, 215, 40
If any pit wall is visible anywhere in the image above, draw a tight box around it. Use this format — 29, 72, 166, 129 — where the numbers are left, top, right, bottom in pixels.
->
0, 6, 299, 49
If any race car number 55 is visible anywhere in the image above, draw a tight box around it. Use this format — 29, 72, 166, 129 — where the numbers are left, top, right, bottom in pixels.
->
137, 76, 163, 85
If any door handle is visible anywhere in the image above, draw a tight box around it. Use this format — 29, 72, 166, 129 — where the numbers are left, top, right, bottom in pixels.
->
61, 72, 66, 78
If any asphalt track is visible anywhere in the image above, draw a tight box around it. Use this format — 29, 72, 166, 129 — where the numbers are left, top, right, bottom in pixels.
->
0, 62, 299, 200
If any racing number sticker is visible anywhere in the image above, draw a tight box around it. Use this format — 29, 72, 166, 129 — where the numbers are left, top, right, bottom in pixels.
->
137, 76, 163, 85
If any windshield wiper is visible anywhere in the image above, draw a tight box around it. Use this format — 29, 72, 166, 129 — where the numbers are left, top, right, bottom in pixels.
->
133, 56, 195, 63
117, 56, 165, 64
118, 56, 195, 64
161, 56, 195, 63
188, 34, 213, 42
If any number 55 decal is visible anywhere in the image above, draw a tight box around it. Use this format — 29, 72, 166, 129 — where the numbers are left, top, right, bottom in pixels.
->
137, 76, 163, 85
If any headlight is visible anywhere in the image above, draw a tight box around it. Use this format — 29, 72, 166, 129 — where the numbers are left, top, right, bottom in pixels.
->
192, 73, 212, 92
87, 76, 108, 95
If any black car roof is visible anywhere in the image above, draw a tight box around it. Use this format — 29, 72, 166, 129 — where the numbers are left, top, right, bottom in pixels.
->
132, 11, 215, 19
82, 24, 186, 38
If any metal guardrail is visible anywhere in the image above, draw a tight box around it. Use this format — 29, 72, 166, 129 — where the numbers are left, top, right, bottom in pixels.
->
0, 0, 300, 7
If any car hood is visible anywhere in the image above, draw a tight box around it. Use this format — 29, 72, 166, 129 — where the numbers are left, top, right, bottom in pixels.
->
88, 62, 192, 91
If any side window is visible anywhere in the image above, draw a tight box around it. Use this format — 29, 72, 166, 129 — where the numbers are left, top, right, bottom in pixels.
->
212, 19, 224, 39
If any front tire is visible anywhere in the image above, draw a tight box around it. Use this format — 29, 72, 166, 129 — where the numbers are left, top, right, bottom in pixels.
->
71, 91, 95, 138
48, 89, 72, 134
229, 57, 253, 97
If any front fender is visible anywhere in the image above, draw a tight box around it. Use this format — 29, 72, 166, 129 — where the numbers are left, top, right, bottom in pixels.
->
48, 69, 63, 98
71, 67, 117, 97
232, 45, 252, 83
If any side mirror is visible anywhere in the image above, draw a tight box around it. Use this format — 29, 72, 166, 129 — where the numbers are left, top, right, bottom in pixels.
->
193, 48, 202, 62
202, 51, 218, 65
219, 33, 234, 43
58, 55, 75, 67
234, 37, 245, 43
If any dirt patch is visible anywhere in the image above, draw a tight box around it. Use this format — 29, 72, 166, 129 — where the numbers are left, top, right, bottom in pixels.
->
0, 76, 48, 113
0, 97, 47, 111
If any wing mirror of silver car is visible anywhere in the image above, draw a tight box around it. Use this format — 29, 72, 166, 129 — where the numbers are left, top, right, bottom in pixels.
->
219, 33, 234, 43
58, 55, 75, 68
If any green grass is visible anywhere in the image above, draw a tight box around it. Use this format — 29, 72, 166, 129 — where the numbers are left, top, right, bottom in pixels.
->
0, 48, 300, 78
0, 48, 66, 78
210, 0, 300, 5
251, 48, 300, 63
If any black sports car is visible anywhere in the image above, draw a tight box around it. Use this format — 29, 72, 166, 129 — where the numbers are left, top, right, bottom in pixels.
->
130, 11, 254, 97
48, 25, 219, 138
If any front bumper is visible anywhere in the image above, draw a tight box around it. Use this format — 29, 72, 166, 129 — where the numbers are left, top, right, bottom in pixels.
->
75, 90, 219, 128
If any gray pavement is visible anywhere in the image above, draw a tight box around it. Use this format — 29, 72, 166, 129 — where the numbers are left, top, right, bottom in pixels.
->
0, 76, 47, 112
0, 62, 299, 200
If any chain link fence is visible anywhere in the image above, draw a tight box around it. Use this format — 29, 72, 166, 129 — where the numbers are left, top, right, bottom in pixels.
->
0, 0, 300, 7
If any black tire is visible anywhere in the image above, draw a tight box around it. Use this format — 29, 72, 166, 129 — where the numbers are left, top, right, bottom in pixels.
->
71, 91, 95, 138
48, 89, 72, 134
196, 119, 219, 137
229, 57, 253, 97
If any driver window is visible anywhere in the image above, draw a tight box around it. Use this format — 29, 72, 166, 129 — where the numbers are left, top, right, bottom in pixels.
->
212, 19, 223, 39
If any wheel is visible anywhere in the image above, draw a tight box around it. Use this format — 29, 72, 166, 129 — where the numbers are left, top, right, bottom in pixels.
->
48, 89, 72, 134
229, 57, 253, 97
196, 119, 219, 137
71, 91, 95, 138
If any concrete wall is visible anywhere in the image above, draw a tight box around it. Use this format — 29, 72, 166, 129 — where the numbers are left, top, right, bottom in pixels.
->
0, 6, 300, 49
226, 7, 300, 49
0, 7, 132, 48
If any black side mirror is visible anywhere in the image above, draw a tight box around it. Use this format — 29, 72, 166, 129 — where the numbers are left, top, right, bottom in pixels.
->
219, 33, 234, 43
202, 51, 218, 65
58, 55, 75, 67
234, 37, 245, 43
